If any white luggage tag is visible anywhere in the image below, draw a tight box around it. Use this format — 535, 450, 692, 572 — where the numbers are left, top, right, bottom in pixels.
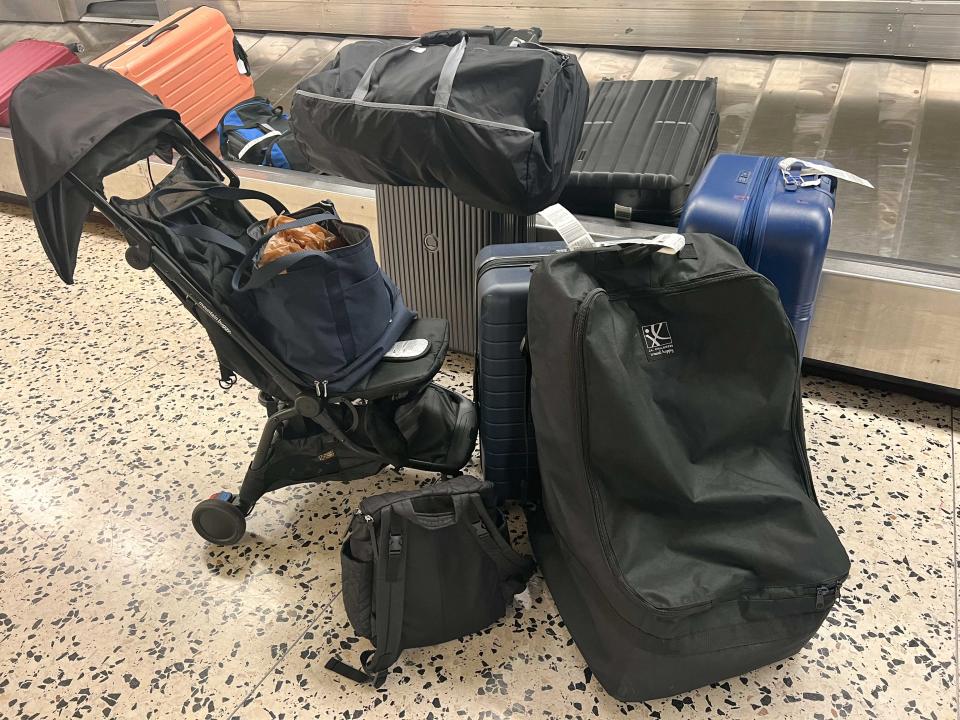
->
540, 204, 685, 254
778, 157, 875, 189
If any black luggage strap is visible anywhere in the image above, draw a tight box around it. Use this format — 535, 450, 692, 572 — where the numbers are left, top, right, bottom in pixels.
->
326, 507, 406, 687
202, 185, 289, 215
230, 212, 339, 292
467, 495, 535, 601
170, 223, 247, 255
352, 35, 466, 110
361, 508, 407, 682
150, 183, 288, 216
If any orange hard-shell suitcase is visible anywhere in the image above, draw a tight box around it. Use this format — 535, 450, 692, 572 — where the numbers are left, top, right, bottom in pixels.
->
93, 6, 254, 138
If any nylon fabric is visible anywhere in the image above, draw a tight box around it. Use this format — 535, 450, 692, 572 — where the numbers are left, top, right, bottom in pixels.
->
291, 32, 588, 215
527, 235, 850, 700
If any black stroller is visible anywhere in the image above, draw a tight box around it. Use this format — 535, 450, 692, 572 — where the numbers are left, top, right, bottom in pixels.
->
10, 65, 478, 545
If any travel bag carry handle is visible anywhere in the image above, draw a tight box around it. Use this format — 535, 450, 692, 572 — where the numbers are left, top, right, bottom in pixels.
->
391, 493, 473, 530
540, 204, 686, 255
170, 223, 247, 255
231, 212, 339, 291
142, 24, 179, 47
351, 36, 468, 110
150, 184, 289, 218
204, 185, 289, 215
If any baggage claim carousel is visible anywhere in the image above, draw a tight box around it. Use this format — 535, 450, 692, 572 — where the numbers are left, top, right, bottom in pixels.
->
1, 1, 959, 392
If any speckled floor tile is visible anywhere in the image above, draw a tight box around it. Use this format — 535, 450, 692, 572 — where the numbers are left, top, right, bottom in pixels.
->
0, 210, 956, 720
0, 203, 187, 447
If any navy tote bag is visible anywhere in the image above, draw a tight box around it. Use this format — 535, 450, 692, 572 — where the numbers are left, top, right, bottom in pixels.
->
231, 206, 415, 394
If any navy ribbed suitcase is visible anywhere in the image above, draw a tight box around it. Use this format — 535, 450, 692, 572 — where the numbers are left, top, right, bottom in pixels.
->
679, 154, 838, 354
475, 241, 564, 501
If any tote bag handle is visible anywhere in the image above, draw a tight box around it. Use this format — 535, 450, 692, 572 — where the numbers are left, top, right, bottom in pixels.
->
151, 184, 289, 217
351, 36, 467, 110
231, 212, 340, 291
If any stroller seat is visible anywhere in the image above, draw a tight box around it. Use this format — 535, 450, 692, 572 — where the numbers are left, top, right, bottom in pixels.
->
9, 64, 478, 545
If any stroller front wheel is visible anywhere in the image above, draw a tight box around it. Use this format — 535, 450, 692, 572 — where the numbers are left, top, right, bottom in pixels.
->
192, 492, 247, 545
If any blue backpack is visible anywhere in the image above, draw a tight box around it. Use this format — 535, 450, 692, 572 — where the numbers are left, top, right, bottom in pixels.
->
217, 97, 310, 171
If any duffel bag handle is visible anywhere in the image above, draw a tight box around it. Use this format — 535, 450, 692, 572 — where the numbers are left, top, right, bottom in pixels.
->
231, 211, 339, 291
351, 36, 467, 110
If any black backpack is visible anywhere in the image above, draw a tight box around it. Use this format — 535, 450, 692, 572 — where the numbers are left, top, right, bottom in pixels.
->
526, 234, 850, 701
331, 475, 534, 685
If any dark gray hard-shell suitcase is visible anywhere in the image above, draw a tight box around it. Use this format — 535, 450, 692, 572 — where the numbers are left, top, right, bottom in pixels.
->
561, 79, 718, 224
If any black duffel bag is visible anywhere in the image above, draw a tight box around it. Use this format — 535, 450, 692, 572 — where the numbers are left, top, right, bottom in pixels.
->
291, 29, 589, 216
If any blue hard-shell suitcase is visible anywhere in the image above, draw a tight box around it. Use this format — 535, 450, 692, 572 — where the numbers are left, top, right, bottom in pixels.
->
475, 241, 564, 501
679, 154, 837, 353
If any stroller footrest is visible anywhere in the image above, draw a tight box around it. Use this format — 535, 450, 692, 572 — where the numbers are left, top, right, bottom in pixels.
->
345, 317, 450, 401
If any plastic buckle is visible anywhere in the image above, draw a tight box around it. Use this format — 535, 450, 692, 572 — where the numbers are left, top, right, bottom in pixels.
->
388, 534, 403, 554
782, 171, 803, 191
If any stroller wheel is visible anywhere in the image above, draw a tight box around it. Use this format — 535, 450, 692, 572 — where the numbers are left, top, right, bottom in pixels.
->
192, 492, 247, 545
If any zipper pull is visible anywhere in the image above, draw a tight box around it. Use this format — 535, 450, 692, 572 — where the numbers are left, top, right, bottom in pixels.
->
314, 380, 328, 397
815, 584, 836, 610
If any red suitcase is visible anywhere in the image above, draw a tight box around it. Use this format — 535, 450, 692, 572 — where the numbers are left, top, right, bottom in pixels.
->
0, 40, 80, 127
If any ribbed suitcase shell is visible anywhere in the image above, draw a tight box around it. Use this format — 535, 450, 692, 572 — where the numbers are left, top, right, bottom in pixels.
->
561, 79, 718, 224
679, 154, 837, 354
0, 40, 79, 127
377, 186, 535, 353
92, 6, 254, 138
475, 241, 564, 501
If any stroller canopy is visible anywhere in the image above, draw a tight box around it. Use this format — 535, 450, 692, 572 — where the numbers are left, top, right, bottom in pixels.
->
10, 64, 179, 283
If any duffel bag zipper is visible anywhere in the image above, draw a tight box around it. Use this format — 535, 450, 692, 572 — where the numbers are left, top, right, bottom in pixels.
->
607, 269, 755, 300
573, 275, 841, 615
295, 90, 536, 136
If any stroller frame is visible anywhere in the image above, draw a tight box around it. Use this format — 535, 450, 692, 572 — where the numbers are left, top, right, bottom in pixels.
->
66, 125, 461, 545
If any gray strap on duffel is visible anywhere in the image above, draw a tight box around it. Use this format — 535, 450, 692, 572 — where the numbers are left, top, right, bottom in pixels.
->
351, 32, 468, 110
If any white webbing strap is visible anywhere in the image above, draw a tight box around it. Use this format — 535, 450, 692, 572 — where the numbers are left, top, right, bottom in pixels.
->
539, 204, 685, 255
237, 125, 282, 160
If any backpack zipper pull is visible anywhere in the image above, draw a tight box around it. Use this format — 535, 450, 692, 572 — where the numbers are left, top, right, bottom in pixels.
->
315, 380, 328, 397
815, 584, 836, 610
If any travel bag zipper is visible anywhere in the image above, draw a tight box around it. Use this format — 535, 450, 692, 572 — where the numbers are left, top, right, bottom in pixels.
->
572, 273, 844, 615
295, 90, 536, 136
96, 6, 200, 69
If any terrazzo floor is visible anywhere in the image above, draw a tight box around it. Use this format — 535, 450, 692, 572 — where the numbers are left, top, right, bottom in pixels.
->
0, 201, 956, 720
